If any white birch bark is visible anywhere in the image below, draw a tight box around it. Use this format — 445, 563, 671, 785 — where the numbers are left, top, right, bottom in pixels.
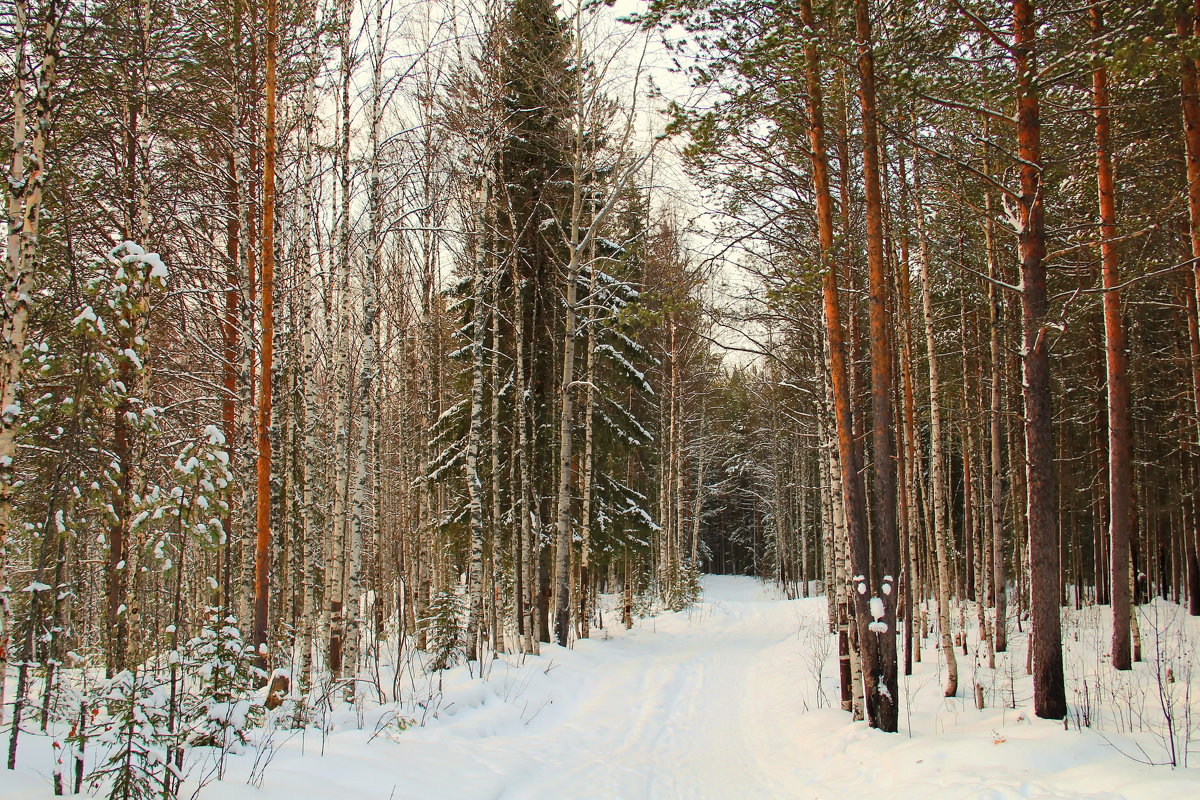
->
552, 149, 583, 649
578, 298, 597, 638
916, 181, 959, 698
295, 43, 320, 700
1, 0, 61, 709
345, 0, 386, 693
0, 0, 30, 721
327, 0, 354, 679
465, 174, 490, 661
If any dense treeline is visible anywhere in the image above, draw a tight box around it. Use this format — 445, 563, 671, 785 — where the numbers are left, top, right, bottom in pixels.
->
646, 0, 1200, 731
6, 0, 1200, 793
0, 0, 730, 793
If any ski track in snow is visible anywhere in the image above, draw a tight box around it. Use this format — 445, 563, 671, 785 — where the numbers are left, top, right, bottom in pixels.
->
496, 580, 800, 799
357, 576, 805, 800
8, 575, 1200, 800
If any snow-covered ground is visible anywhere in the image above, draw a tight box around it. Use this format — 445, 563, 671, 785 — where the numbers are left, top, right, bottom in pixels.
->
6, 575, 1200, 799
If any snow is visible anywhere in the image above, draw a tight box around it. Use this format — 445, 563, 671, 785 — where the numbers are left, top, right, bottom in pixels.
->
5, 577, 1200, 799
72, 306, 97, 326
594, 343, 653, 394
870, 596, 885, 620
123, 348, 143, 369
143, 252, 168, 280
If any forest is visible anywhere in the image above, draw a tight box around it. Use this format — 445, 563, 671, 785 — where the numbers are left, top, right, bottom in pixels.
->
4, 0, 1200, 797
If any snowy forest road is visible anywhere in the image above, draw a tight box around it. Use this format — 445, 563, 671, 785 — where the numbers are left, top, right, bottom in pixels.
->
483, 576, 810, 799
179, 575, 1200, 800
234, 575, 823, 800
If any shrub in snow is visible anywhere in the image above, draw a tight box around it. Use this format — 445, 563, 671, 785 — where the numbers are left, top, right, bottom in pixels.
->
633, 584, 658, 619
660, 559, 703, 612
85, 668, 179, 800
185, 609, 265, 760
423, 590, 466, 672
678, 561, 703, 609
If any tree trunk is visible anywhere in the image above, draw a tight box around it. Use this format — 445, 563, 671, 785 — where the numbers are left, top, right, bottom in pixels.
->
914, 161, 958, 698
466, 176, 490, 661
327, 0, 355, 676
252, 0, 278, 670
552, 223, 580, 649
855, 0, 899, 731
295, 45, 320, 700
984, 171, 1008, 654
0, 2, 32, 705
579, 248, 599, 639
1179, 0, 1200, 620
799, 0, 879, 728
1014, 0, 1066, 720
1094, 5, 1133, 669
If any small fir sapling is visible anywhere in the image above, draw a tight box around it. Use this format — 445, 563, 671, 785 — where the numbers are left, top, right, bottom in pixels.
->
677, 560, 703, 610
85, 667, 180, 800
423, 590, 466, 673
185, 609, 265, 764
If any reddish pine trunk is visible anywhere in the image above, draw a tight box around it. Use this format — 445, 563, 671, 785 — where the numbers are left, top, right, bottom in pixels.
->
854, 0, 899, 732
799, 0, 880, 728
1014, 0, 1066, 720
1093, 6, 1133, 669
1179, 0, 1200, 618
252, 0, 278, 666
